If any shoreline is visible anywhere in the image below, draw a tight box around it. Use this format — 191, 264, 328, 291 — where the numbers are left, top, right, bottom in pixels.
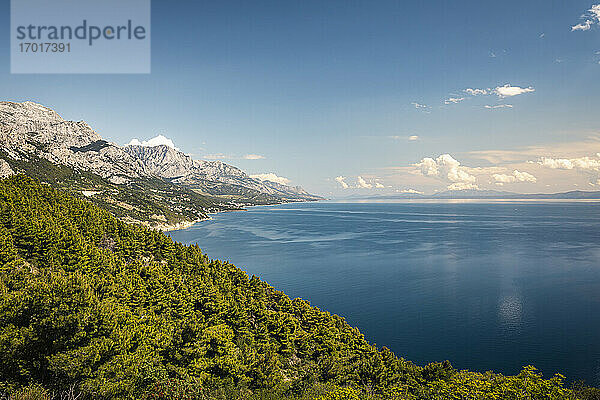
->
162, 198, 323, 232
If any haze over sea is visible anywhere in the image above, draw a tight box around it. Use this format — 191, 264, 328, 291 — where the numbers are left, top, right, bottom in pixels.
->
170, 201, 600, 386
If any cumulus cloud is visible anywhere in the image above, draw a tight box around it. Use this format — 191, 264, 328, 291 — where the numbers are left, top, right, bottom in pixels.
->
539, 158, 575, 169
398, 188, 424, 194
335, 176, 349, 189
444, 97, 465, 105
357, 176, 373, 189
375, 182, 385, 188
537, 154, 600, 186
572, 20, 593, 31
484, 104, 514, 109
513, 170, 537, 182
493, 170, 537, 184
250, 173, 290, 185
538, 154, 600, 171
572, 4, 600, 31
243, 154, 265, 160
408, 135, 420, 141
414, 154, 478, 190
447, 182, 479, 191
494, 84, 535, 98
127, 134, 179, 150
464, 88, 488, 96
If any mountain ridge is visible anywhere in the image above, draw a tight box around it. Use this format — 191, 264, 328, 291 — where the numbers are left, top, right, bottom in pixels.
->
0, 101, 322, 229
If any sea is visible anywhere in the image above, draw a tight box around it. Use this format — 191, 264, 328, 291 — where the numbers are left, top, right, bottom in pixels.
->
170, 201, 600, 386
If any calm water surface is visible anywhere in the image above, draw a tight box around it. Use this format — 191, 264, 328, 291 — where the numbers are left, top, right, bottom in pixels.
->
170, 202, 600, 385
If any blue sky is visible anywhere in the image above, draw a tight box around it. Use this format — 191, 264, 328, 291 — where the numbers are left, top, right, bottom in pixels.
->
2, 0, 600, 195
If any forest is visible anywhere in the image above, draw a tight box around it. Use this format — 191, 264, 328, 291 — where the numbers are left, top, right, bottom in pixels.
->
0, 175, 598, 399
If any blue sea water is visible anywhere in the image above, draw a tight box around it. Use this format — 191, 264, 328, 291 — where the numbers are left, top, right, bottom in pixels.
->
170, 201, 600, 385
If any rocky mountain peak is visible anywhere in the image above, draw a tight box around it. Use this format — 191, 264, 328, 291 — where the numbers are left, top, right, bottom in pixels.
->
0, 101, 322, 202
0, 101, 101, 148
124, 144, 195, 178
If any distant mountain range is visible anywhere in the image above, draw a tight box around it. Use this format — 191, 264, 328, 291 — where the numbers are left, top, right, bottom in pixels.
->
0, 101, 322, 229
341, 188, 600, 201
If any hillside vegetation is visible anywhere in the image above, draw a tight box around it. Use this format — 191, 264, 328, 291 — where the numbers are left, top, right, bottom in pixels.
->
0, 176, 597, 399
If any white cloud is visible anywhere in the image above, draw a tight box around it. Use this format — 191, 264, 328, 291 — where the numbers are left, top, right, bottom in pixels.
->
513, 170, 537, 182
335, 176, 349, 189
492, 174, 514, 184
484, 104, 514, 109
493, 170, 537, 184
243, 154, 265, 160
539, 158, 575, 169
447, 182, 479, 191
572, 5, 600, 31
494, 84, 535, 98
538, 154, 600, 171
357, 176, 373, 189
536, 154, 600, 186
388, 135, 419, 141
444, 97, 465, 105
250, 173, 290, 185
572, 20, 593, 31
415, 154, 478, 190
411, 102, 430, 112
464, 88, 488, 96
398, 188, 424, 194
375, 182, 385, 188
127, 134, 179, 150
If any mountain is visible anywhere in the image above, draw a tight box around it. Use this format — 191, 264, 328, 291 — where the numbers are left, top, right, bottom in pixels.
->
123, 144, 322, 202
0, 101, 322, 229
0, 176, 587, 399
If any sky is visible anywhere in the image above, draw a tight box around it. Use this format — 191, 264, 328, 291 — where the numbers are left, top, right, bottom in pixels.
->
1, 0, 600, 196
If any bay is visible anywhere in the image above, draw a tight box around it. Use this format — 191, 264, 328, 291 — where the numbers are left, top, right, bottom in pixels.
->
170, 201, 600, 385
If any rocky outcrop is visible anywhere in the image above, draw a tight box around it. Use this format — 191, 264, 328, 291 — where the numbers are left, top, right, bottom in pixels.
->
0, 159, 14, 178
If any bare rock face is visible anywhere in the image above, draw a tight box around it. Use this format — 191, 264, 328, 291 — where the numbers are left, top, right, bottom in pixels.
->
0, 101, 100, 148
0, 101, 322, 201
123, 144, 194, 178
0, 101, 145, 182
0, 159, 14, 178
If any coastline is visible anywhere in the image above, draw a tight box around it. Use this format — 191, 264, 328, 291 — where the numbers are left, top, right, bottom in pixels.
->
159, 217, 208, 232
162, 198, 324, 232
